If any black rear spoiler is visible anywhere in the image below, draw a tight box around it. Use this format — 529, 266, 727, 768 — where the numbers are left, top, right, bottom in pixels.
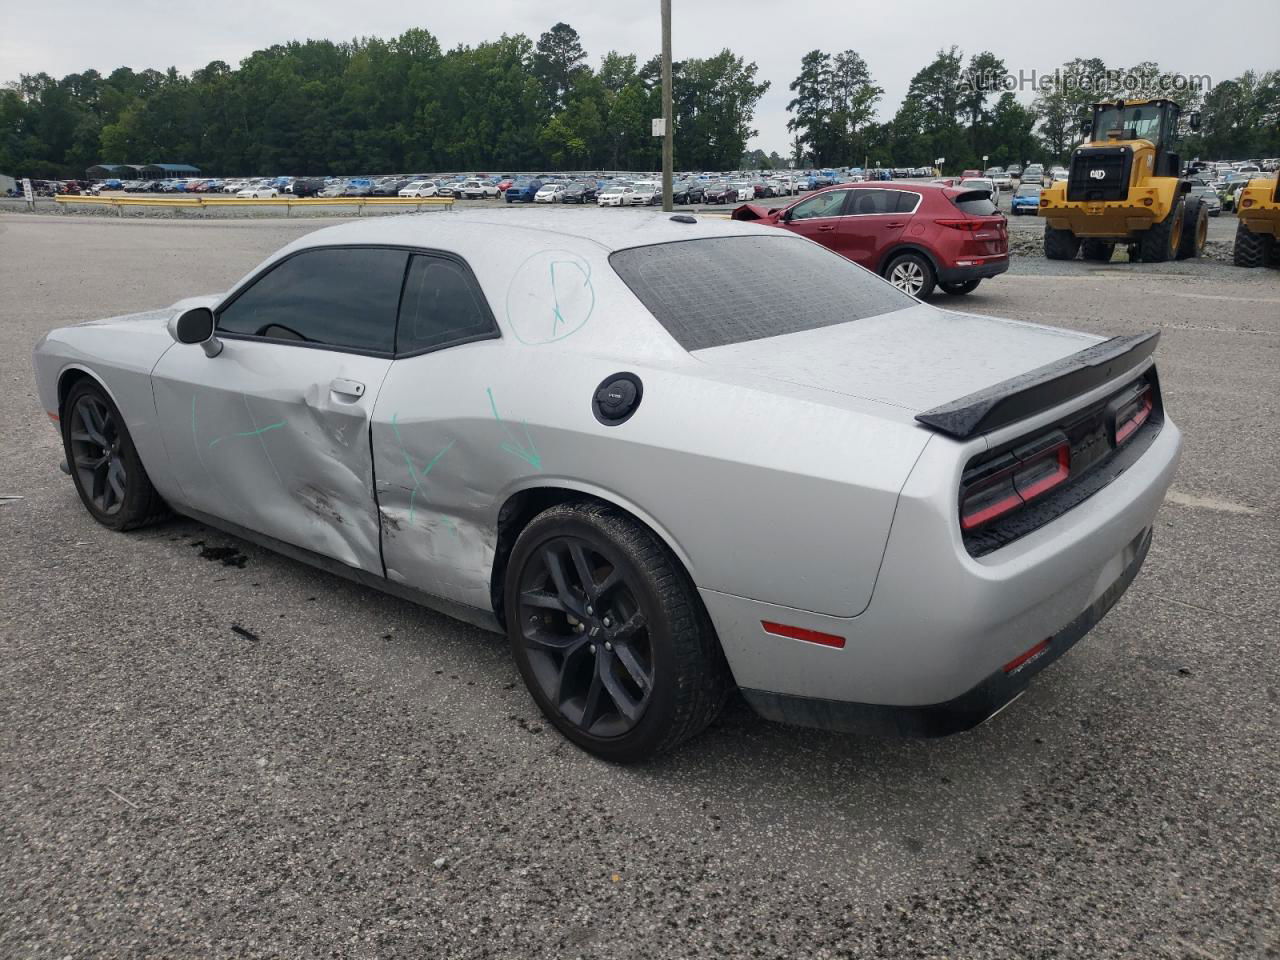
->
915, 332, 1159, 440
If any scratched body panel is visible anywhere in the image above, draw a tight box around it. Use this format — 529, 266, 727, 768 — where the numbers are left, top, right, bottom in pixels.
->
152, 339, 390, 573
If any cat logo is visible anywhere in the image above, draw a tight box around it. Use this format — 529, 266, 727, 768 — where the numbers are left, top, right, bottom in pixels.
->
1089, 169, 1108, 180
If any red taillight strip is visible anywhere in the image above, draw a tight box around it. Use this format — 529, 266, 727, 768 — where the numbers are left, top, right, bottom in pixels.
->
1015, 445, 1071, 501
761, 621, 846, 649
1003, 639, 1050, 675
1115, 393, 1153, 444
960, 489, 1023, 531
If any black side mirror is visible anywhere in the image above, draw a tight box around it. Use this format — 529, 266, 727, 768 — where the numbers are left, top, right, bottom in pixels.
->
1081, 117, 1093, 137
168, 306, 222, 358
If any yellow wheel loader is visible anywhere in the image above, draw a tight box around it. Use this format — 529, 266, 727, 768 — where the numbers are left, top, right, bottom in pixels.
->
1040, 98, 1207, 263
1233, 176, 1280, 268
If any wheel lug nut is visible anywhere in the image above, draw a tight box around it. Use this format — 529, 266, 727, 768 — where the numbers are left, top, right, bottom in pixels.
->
604, 642, 613, 651
586, 605, 594, 615
589, 644, 596, 654
603, 617, 612, 627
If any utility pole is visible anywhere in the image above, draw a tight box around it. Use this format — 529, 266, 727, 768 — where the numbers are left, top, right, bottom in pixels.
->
661, 0, 673, 211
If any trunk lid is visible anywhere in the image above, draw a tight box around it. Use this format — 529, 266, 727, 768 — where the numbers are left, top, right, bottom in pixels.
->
691, 302, 1099, 416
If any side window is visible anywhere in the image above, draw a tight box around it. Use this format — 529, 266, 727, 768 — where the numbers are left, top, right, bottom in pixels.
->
789, 190, 849, 220
217, 247, 407, 353
396, 255, 498, 354
847, 189, 898, 215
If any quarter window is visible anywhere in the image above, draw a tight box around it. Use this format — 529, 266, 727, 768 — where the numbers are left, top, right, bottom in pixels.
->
217, 247, 408, 353
396, 255, 498, 354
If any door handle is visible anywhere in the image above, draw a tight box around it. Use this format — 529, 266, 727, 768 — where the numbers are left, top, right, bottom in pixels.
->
886, 221, 905, 227
817, 224, 836, 232
330, 378, 366, 400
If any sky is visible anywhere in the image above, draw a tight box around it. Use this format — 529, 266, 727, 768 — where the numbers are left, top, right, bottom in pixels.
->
5, 0, 1276, 155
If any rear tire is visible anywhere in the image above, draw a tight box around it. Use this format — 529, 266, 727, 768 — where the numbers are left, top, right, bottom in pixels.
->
1176, 199, 1207, 260
938, 279, 981, 295
1044, 225, 1081, 260
883, 251, 936, 299
1080, 239, 1116, 262
505, 501, 732, 762
61, 379, 168, 531
1138, 197, 1185, 263
1233, 221, 1268, 268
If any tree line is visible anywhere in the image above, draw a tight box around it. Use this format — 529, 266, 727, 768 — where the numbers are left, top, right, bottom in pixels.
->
2, 26, 1276, 179
0, 23, 767, 178
787, 47, 1279, 171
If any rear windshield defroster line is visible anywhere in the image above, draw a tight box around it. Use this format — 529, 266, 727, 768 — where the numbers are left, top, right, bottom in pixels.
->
609, 235, 915, 352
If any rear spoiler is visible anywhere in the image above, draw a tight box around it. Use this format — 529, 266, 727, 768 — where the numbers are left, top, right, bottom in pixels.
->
915, 332, 1159, 440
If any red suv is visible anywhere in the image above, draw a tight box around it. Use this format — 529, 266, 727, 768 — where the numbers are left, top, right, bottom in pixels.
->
732, 182, 1008, 298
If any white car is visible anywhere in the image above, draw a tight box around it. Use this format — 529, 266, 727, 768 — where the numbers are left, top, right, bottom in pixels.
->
236, 185, 279, 199
989, 171, 1013, 190
1049, 167, 1069, 183
630, 181, 660, 205
770, 178, 796, 196
461, 179, 499, 200
399, 180, 439, 198
534, 183, 566, 203
597, 184, 636, 207
731, 181, 754, 202
959, 177, 999, 202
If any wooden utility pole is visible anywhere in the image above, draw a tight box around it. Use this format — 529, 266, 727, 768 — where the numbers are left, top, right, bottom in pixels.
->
661, 0, 673, 211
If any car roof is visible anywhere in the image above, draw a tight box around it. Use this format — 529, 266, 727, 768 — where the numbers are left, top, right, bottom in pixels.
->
282, 208, 771, 258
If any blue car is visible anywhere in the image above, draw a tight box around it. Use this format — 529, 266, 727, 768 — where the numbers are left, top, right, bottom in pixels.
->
504, 178, 545, 203
1010, 184, 1042, 216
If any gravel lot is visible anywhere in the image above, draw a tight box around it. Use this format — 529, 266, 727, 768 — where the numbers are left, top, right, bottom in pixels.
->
1, 213, 1277, 959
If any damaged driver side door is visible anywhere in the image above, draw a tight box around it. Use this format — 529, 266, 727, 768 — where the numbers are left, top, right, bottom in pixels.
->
152, 246, 405, 574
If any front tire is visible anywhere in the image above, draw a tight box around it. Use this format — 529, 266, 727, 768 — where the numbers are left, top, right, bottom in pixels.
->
505, 501, 732, 762
938, 278, 981, 295
62, 379, 167, 531
1176, 199, 1207, 260
1139, 197, 1185, 263
1233, 221, 1269, 268
883, 251, 936, 299
1044, 224, 1081, 260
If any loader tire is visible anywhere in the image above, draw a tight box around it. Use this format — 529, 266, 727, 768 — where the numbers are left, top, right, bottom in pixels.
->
1177, 199, 1207, 260
1139, 197, 1185, 263
1232, 221, 1268, 268
1044, 225, 1081, 261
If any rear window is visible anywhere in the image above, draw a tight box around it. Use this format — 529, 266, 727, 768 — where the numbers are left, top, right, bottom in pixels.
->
952, 191, 998, 216
609, 235, 915, 352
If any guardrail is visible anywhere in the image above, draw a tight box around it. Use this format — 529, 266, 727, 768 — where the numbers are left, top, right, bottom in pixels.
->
53, 194, 455, 216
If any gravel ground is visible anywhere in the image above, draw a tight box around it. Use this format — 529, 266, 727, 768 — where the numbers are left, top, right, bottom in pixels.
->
1, 213, 1277, 959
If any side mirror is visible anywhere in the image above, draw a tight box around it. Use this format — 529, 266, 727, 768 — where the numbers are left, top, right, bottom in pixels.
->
1188, 111, 1201, 132
168, 306, 222, 358
1080, 118, 1093, 137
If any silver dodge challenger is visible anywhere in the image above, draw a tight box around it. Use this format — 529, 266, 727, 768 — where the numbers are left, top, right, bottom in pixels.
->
32, 210, 1181, 761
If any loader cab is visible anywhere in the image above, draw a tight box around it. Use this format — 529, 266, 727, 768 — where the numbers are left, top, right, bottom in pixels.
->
1086, 99, 1184, 177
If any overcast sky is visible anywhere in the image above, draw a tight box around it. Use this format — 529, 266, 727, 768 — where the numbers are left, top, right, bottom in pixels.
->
5, 0, 1275, 154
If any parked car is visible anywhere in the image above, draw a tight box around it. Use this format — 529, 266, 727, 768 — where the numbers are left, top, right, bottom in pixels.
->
560, 181, 598, 204
672, 179, 704, 204
33, 210, 1181, 761
1006, 164, 1023, 179
1022, 164, 1045, 186
462, 178, 500, 200
733, 181, 1009, 299
1010, 183, 1042, 216
342, 180, 373, 198
397, 180, 437, 198
597, 183, 637, 207
960, 169, 982, 178
702, 181, 736, 204
630, 181, 660, 205
1049, 166, 1069, 183
989, 171, 1013, 190
959, 177, 999, 203
371, 178, 410, 197
236, 185, 279, 199
1187, 183, 1222, 217
291, 178, 326, 198
534, 183, 567, 203
504, 178, 545, 203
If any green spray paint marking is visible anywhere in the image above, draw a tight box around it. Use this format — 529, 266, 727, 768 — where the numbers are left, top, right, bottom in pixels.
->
486, 387, 541, 470
390, 412, 455, 523
208, 421, 285, 448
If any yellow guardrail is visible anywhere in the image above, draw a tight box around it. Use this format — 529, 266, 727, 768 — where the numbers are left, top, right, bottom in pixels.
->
54, 194, 454, 215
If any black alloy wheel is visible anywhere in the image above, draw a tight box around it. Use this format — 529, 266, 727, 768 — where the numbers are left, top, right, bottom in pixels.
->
68, 392, 126, 516
505, 502, 732, 761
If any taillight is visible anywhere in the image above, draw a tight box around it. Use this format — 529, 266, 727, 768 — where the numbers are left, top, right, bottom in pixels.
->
934, 218, 981, 231
960, 431, 1071, 531
1112, 385, 1153, 444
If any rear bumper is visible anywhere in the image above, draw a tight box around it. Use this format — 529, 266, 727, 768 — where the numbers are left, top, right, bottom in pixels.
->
937, 255, 1009, 284
741, 525, 1151, 736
